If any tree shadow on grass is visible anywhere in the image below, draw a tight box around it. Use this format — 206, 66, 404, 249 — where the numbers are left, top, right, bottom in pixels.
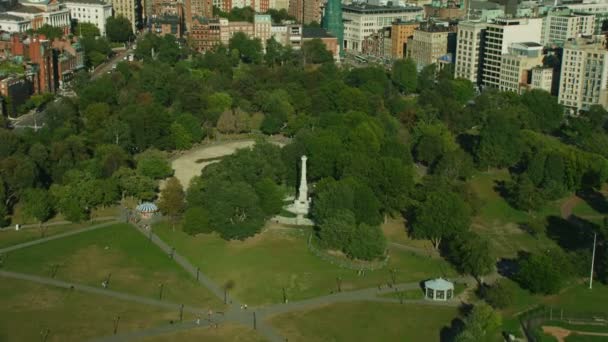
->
546, 215, 597, 251
440, 317, 465, 342
576, 189, 608, 215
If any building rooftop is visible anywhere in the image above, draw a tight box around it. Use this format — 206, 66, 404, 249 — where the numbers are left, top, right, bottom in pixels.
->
8, 4, 44, 13
342, 3, 423, 14
64, 0, 108, 5
518, 42, 543, 47
0, 13, 26, 21
302, 27, 334, 39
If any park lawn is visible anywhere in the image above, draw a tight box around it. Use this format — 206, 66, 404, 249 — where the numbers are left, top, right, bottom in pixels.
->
268, 301, 460, 342
469, 169, 563, 259
381, 217, 436, 251
566, 334, 608, 341
0, 223, 89, 249
138, 324, 265, 342
543, 282, 608, 316
4, 223, 223, 309
154, 222, 457, 306
0, 278, 189, 342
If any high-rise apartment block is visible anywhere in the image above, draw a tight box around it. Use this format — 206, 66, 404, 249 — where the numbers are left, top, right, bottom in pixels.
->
111, 0, 143, 31
498, 42, 544, 93
454, 20, 486, 85
481, 17, 542, 88
64, 0, 113, 36
405, 23, 453, 67
541, 9, 595, 47
391, 20, 418, 59
288, 0, 320, 25
530, 66, 553, 93
342, 4, 423, 52
558, 36, 608, 112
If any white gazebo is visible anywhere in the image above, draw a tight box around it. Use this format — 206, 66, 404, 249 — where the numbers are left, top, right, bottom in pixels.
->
424, 278, 454, 301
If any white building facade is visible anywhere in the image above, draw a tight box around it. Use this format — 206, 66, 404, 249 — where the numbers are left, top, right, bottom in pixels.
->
0, 13, 31, 32
64, 0, 113, 36
558, 36, 608, 112
481, 17, 543, 88
541, 10, 595, 47
342, 4, 423, 52
454, 20, 486, 85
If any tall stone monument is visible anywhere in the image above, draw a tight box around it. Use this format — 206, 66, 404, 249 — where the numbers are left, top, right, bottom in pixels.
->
288, 155, 310, 224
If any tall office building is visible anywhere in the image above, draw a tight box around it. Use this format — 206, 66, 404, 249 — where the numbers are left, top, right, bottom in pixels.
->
112, 0, 143, 31
558, 36, 608, 112
541, 9, 595, 47
454, 20, 486, 85
406, 23, 452, 67
289, 0, 320, 24
481, 17, 542, 88
498, 42, 544, 93
321, 0, 343, 56
391, 20, 418, 59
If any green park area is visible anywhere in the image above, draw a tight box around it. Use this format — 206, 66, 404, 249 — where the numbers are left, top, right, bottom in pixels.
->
139, 324, 265, 342
2, 223, 223, 309
154, 222, 457, 306
0, 222, 90, 249
0, 278, 186, 341
268, 301, 460, 341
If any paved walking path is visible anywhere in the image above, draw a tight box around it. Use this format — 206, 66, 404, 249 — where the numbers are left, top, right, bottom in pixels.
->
1, 214, 472, 342
0, 220, 119, 254
129, 223, 234, 305
0, 216, 116, 231
89, 320, 216, 342
0, 270, 212, 314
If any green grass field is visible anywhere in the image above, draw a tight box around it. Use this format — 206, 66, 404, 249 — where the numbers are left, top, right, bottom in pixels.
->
4, 223, 223, 308
139, 324, 265, 342
268, 301, 460, 341
0, 278, 188, 342
543, 282, 608, 316
0, 223, 91, 249
469, 170, 565, 259
154, 222, 457, 305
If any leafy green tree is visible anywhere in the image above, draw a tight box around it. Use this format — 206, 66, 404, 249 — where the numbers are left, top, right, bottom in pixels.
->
413, 122, 458, 166
411, 190, 471, 249
112, 167, 157, 201
345, 223, 387, 260
318, 209, 357, 250
483, 279, 516, 309
455, 303, 502, 342
0, 155, 38, 202
95, 144, 131, 178
175, 113, 204, 142
447, 232, 494, 284
229, 32, 263, 64
516, 250, 573, 294
32, 24, 63, 40
182, 206, 210, 235
475, 111, 522, 169
417, 63, 437, 92
264, 37, 285, 66
170, 122, 193, 150
205, 181, 265, 240
392, 58, 417, 94
254, 178, 283, 216
433, 148, 474, 180
521, 89, 564, 133
74, 22, 100, 38
301, 38, 333, 64
135, 149, 173, 179
158, 177, 186, 229
21, 188, 54, 226
507, 174, 545, 212
106, 16, 134, 43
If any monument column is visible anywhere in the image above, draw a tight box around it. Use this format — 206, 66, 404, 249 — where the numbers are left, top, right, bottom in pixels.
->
298, 155, 308, 203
